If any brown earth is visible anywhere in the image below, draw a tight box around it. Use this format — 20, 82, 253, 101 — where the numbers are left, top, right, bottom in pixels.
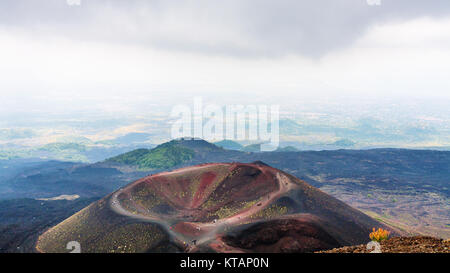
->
222, 217, 341, 253
317, 236, 450, 253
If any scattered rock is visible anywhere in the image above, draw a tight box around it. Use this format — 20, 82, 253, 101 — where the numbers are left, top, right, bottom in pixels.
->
317, 236, 450, 253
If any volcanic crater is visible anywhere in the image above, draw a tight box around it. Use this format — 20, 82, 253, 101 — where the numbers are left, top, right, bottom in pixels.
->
36, 162, 386, 253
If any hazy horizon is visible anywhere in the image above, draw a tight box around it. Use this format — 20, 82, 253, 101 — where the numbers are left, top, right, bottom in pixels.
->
1, 0, 450, 154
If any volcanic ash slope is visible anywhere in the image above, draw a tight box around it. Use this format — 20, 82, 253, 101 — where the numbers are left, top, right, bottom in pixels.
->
36, 162, 387, 253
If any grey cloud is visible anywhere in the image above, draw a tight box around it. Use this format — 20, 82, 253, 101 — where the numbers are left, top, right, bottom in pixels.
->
1, 0, 450, 57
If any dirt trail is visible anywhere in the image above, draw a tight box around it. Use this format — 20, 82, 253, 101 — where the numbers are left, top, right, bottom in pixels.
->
186, 170, 298, 251
109, 189, 190, 244
109, 164, 299, 252
153, 163, 227, 177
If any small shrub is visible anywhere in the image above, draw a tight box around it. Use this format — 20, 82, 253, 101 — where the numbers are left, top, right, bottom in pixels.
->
369, 228, 390, 242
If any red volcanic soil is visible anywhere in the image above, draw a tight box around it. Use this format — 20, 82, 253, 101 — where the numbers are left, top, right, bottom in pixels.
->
192, 172, 217, 208
36, 162, 391, 253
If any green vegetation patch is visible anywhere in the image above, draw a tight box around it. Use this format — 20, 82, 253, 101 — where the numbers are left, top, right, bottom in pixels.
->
131, 185, 168, 212
250, 204, 288, 220
208, 199, 260, 220
94, 223, 166, 253
106, 141, 195, 170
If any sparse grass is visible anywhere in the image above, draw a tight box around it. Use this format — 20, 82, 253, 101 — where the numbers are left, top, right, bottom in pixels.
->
36, 196, 168, 253
208, 199, 260, 219
250, 204, 288, 220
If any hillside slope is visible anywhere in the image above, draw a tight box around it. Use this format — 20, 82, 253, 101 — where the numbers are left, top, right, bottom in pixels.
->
106, 141, 195, 170
36, 162, 389, 253
318, 236, 450, 253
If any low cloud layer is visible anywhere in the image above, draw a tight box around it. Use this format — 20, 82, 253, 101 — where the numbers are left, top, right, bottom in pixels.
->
1, 1, 450, 119
1, 0, 450, 58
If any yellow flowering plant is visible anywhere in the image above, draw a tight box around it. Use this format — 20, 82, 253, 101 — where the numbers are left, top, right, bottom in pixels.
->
369, 228, 390, 242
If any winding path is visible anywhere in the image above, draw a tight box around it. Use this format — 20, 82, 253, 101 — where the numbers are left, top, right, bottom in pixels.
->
108, 164, 299, 252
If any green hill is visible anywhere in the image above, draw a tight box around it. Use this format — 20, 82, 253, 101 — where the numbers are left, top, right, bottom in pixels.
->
331, 139, 356, 147
106, 141, 195, 170
276, 146, 299, 152
214, 140, 243, 151
39, 142, 88, 153
242, 144, 261, 152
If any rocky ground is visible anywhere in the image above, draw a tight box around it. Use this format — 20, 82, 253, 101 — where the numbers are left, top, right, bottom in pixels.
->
317, 236, 450, 253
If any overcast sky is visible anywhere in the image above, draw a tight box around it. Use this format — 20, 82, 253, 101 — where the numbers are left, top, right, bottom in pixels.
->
1, 0, 450, 116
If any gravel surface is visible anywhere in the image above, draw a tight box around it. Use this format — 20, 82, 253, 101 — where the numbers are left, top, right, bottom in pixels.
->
317, 236, 450, 253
